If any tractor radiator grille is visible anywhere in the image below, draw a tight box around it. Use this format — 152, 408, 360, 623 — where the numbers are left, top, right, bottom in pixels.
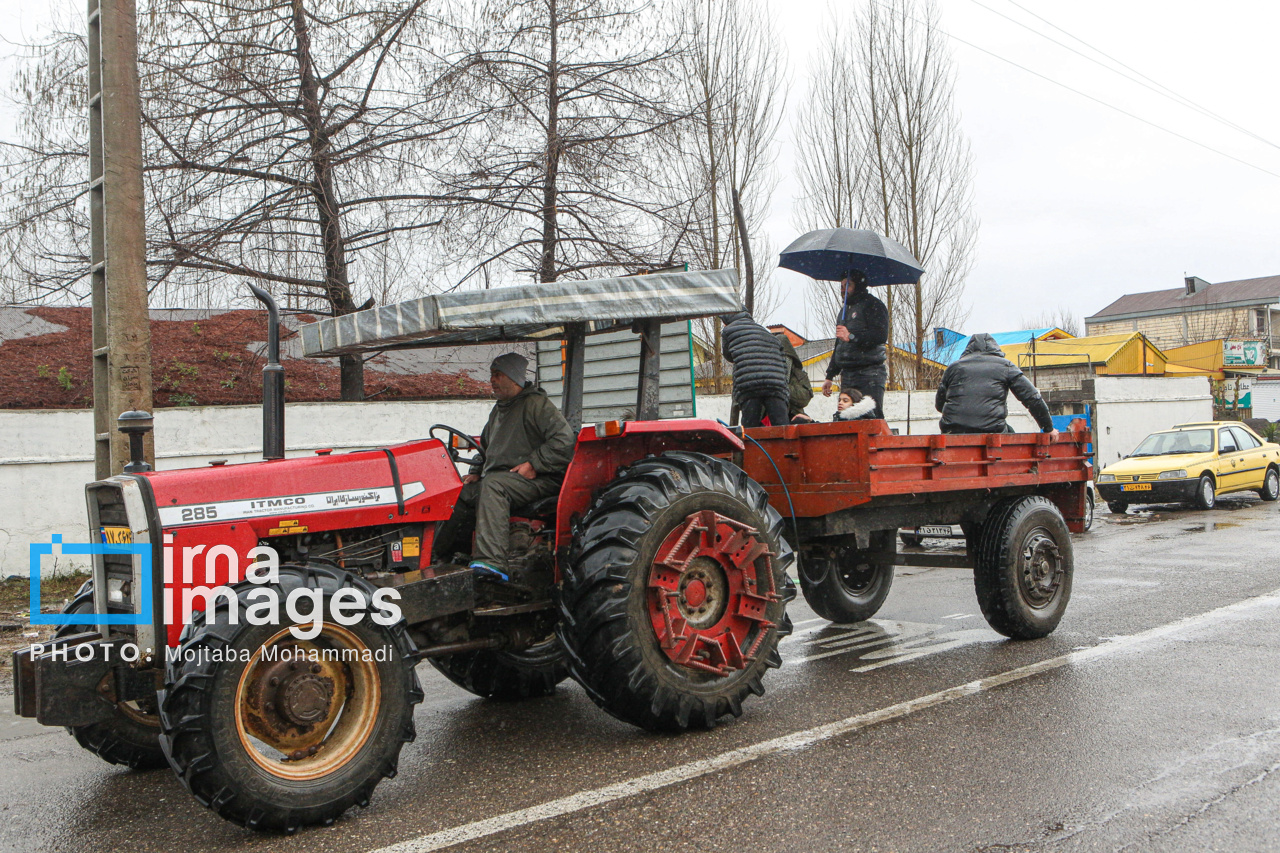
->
90, 484, 140, 620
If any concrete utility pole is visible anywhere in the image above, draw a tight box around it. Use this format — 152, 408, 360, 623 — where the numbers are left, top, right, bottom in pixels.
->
89, 0, 153, 478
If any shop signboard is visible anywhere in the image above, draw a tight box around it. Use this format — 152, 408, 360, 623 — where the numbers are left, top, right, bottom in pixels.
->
1223, 339, 1266, 367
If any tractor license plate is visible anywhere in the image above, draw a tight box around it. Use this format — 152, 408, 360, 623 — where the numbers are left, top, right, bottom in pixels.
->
916, 525, 954, 536
100, 526, 132, 544
1121, 484, 1151, 492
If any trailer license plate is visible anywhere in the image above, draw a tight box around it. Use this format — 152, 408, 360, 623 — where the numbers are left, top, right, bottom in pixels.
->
100, 526, 132, 544
1121, 484, 1151, 492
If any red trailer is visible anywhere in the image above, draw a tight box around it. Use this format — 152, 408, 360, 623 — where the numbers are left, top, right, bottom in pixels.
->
737, 417, 1089, 638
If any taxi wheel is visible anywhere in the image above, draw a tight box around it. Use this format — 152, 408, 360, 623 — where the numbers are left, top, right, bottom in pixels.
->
1258, 467, 1279, 502
1192, 474, 1216, 510
1106, 501, 1128, 515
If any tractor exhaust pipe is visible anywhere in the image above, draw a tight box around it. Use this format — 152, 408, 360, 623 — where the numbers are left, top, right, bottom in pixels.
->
248, 284, 285, 460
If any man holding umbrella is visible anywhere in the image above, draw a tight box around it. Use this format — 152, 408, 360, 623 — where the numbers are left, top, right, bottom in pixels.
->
820, 270, 889, 418
778, 227, 924, 422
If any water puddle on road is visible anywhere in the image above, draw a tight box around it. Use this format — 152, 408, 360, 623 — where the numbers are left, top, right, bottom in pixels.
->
785, 619, 1002, 673
1181, 521, 1239, 533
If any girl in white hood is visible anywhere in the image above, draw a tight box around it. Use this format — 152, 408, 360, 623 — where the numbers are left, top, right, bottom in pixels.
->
835, 388, 877, 421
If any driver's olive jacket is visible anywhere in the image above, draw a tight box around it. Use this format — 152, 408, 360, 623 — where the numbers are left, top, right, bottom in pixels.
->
468, 385, 575, 481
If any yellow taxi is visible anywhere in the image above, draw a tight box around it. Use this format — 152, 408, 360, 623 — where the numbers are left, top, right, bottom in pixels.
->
1096, 421, 1280, 513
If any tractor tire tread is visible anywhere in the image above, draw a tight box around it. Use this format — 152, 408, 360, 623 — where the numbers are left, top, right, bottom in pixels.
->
158, 564, 421, 833
555, 452, 793, 732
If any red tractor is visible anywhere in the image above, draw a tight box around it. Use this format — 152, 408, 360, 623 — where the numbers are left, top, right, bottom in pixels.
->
13, 270, 1089, 833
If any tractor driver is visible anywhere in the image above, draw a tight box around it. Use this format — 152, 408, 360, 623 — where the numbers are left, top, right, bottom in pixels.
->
432, 352, 576, 582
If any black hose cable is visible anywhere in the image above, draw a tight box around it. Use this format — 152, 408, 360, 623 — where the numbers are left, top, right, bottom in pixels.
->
719, 420, 801, 560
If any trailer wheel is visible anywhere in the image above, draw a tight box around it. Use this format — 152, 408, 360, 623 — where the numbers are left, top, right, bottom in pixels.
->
159, 565, 422, 832
974, 497, 1073, 639
54, 587, 167, 770
799, 537, 894, 624
430, 636, 569, 700
557, 452, 794, 732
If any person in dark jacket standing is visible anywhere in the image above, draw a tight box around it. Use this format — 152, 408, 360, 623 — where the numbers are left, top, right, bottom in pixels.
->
432, 352, 576, 581
821, 270, 889, 418
935, 333, 1058, 436
722, 311, 790, 427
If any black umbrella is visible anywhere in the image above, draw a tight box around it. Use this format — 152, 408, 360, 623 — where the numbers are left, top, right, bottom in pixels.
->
778, 227, 924, 286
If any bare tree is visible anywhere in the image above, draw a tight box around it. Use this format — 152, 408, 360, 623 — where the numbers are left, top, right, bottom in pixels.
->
0, 0, 463, 399
1021, 306, 1082, 337
428, 0, 688, 289
670, 0, 785, 390
794, 0, 976, 389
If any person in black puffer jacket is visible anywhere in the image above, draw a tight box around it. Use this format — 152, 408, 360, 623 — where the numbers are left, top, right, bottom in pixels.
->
821, 270, 889, 418
935, 333, 1058, 435
722, 311, 790, 427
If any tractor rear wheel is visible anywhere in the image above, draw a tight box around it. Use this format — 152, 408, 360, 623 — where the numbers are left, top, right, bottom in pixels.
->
557, 452, 794, 731
430, 635, 569, 700
973, 497, 1073, 639
159, 565, 422, 832
55, 586, 167, 770
799, 534, 895, 624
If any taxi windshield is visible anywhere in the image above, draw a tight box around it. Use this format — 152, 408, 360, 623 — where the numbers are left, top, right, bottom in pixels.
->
1129, 429, 1213, 457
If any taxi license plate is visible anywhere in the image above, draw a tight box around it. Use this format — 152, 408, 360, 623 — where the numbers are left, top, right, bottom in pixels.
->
100, 526, 133, 544
1121, 483, 1151, 492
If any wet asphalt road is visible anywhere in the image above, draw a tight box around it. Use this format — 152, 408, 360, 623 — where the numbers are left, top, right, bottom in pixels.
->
3, 498, 1280, 853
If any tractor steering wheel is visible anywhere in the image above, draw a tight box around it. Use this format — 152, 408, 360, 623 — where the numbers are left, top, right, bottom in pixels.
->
430, 424, 485, 468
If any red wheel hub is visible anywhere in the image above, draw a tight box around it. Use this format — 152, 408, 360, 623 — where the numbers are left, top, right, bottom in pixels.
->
648, 510, 780, 674
684, 580, 708, 608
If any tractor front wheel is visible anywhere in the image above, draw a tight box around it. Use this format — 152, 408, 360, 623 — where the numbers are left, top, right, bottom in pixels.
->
158, 565, 422, 832
56, 586, 167, 770
430, 635, 569, 700
557, 452, 794, 731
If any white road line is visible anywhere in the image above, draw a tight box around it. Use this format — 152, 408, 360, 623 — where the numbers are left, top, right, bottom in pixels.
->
370, 589, 1280, 853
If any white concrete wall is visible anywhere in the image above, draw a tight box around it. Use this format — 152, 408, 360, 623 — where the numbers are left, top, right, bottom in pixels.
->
1, 400, 497, 577
1092, 376, 1215, 464
9, 378, 1179, 578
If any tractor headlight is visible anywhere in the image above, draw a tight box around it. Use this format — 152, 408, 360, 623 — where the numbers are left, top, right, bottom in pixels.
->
1097, 473, 1116, 483
1157, 469, 1187, 480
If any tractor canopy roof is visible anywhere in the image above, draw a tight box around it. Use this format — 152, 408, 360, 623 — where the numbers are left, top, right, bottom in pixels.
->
300, 268, 739, 357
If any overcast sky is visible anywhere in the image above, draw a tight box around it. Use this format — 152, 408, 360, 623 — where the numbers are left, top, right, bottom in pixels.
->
4, 1, 1280, 340
766, 0, 1280, 337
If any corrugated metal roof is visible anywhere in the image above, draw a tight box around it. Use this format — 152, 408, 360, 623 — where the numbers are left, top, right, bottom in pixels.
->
796, 337, 835, 363
1087, 274, 1280, 320
929, 328, 1068, 365
300, 269, 739, 357
1002, 332, 1166, 374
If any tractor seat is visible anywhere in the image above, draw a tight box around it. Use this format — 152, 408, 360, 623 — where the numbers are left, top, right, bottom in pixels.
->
512, 494, 558, 522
